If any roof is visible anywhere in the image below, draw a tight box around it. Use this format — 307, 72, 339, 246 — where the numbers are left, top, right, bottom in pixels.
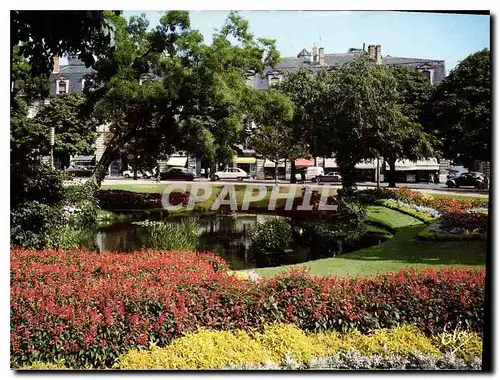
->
273, 52, 444, 71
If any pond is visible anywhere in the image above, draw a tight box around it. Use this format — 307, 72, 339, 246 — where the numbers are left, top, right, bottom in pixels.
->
87, 214, 390, 270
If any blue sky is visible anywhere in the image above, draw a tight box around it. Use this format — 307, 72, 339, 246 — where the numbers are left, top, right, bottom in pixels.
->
121, 11, 489, 73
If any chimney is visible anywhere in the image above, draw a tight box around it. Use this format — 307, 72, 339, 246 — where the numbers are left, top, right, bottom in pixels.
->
367, 45, 375, 60
318, 47, 325, 65
312, 45, 318, 63
52, 55, 60, 73
375, 45, 382, 64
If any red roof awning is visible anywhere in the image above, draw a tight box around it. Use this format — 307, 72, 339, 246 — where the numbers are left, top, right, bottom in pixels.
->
295, 159, 314, 167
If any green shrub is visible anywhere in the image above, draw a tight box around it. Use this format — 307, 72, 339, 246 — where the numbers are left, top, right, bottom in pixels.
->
248, 218, 292, 253
137, 217, 199, 251
377, 200, 436, 224
418, 224, 486, 242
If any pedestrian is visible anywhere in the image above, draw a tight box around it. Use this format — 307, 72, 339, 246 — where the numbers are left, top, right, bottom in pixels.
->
429, 173, 434, 184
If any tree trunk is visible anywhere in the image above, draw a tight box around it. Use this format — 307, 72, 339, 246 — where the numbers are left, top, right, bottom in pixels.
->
133, 157, 138, 181
290, 160, 296, 184
387, 157, 397, 188
275, 165, 278, 185
337, 154, 357, 196
89, 132, 132, 189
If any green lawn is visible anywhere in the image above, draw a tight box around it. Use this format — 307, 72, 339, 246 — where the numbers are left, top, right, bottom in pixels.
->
252, 206, 486, 278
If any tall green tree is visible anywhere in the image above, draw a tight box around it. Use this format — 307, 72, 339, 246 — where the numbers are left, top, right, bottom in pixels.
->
34, 94, 98, 169
277, 68, 320, 183
425, 49, 491, 169
380, 66, 438, 187
87, 11, 282, 187
247, 89, 302, 183
316, 56, 416, 193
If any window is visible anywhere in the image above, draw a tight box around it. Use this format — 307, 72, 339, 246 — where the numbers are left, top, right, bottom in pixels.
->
421, 70, 431, 81
56, 79, 69, 94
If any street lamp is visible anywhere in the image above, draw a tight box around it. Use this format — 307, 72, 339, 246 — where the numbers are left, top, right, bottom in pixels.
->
49, 127, 55, 169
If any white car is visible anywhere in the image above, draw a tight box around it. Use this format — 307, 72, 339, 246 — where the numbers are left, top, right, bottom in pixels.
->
306, 166, 325, 182
213, 167, 249, 181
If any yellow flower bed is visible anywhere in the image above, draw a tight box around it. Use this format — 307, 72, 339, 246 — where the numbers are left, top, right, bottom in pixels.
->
112, 324, 479, 370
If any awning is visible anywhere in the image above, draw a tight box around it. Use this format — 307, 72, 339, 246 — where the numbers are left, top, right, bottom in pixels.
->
385, 159, 440, 171
235, 157, 256, 164
71, 155, 95, 161
166, 156, 188, 167
324, 158, 337, 168
356, 160, 377, 169
295, 159, 314, 167
264, 160, 285, 168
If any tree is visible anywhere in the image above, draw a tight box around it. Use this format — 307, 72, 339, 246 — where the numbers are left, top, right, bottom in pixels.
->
34, 94, 98, 169
11, 11, 118, 77
379, 66, 438, 187
247, 90, 305, 183
425, 49, 490, 169
277, 68, 321, 182
87, 11, 282, 187
315, 56, 416, 193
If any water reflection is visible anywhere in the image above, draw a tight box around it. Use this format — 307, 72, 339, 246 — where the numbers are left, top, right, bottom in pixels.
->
90, 214, 388, 270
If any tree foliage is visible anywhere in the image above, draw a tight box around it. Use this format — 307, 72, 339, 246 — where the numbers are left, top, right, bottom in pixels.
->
34, 94, 98, 168
86, 11, 284, 186
425, 49, 490, 168
11, 10, 119, 77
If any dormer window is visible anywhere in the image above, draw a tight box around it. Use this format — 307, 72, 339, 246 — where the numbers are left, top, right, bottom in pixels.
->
421, 70, 431, 82
417, 64, 434, 84
267, 71, 282, 87
56, 78, 69, 94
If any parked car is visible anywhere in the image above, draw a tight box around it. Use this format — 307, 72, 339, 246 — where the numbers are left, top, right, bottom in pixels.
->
159, 167, 196, 181
446, 172, 484, 188
122, 169, 153, 179
213, 167, 249, 181
318, 171, 342, 183
306, 166, 325, 182
66, 165, 93, 177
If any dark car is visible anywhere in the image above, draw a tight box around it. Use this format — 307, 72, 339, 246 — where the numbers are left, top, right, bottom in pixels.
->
160, 167, 196, 181
66, 165, 93, 177
446, 172, 484, 188
317, 171, 342, 183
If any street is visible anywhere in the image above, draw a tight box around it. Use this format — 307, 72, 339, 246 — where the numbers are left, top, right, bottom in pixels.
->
96, 177, 489, 198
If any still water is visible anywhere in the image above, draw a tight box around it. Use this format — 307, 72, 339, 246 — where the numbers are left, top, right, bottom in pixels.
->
91, 214, 388, 270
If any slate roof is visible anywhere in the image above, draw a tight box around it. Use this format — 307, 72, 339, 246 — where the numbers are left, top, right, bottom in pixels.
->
251, 50, 446, 90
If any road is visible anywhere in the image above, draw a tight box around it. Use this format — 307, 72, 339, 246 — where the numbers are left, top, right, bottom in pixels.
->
94, 177, 489, 198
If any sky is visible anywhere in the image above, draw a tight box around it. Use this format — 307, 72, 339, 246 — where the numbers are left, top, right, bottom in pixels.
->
119, 10, 490, 74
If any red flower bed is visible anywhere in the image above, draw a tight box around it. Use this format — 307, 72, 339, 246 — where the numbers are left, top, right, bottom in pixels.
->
357, 187, 488, 213
96, 190, 190, 210
11, 248, 484, 369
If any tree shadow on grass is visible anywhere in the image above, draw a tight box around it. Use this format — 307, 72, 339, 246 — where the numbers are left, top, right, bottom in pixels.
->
342, 225, 486, 267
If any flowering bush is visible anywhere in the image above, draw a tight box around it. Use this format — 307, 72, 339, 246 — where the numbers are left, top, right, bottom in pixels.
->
357, 187, 488, 214
96, 190, 190, 210
11, 248, 484, 369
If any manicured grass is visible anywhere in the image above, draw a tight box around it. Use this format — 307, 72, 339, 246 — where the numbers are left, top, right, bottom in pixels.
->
252, 206, 486, 278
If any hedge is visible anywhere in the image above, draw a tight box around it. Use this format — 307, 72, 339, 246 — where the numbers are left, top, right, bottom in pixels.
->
95, 189, 189, 210
11, 248, 484, 369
